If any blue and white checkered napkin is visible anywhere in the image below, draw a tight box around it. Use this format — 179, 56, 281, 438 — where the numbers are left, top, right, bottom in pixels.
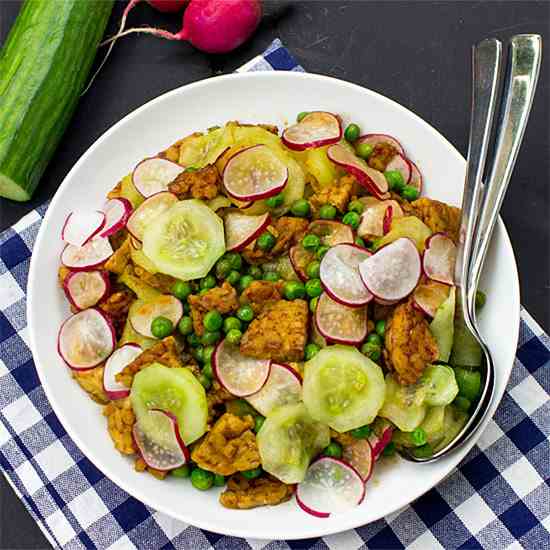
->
1, 39, 549, 550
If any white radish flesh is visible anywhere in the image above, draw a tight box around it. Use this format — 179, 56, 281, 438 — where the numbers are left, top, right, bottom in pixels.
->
61, 210, 106, 247
103, 343, 142, 400
359, 238, 421, 301
224, 211, 271, 251
423, 233, 457, 285
357, 197, 404, 238
289, 244, 315, 282
368, 421, 394, 461
342, 438, 374, 482
101, 198, 133, 237
126, 191, 178, 242
355, 134, 405, 155
64, 270, 110, 311
129, 295, 183, 338
57, 309, 115, 370
132, 157, 184, 198
61, 238, 114, 271
385, 153, 411, 184
308, 220, 354, 247
282, 111, 342, 151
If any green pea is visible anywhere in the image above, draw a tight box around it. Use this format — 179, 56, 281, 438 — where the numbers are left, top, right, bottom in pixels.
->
238, 274, 255, 292
309, 296, 319, 313
297, 111, 309, 122
248, 265, 263, 279
283, 280, 306, 300
306, 261, 321, 279
262, 271, 280, 282
237, 305, 254, 322
202, 361, 214, 379
382, 441, 396, 457
319, 204, 337, 220
412, 443, 433, 459
198, 373, 212, 390
200, 274, 216, 291
342, 211, 360, 229
191, 467, 214, 490
184, 166, 198, 172
193, 345, 205, 363
172, 280, 192, 300
384, 170, 405, 192
225, 328, 243, 345
475, 290, 486, 309
215, 258, 232, 279
183, 302, 191, 314
351, 425, 371, 439
302, 234, 321, 251
305, 342, 320, 360
315, 245, 330, 259
355, 236, 366, 248
347, 199, 364, 214
223, 316, 242, 333
178, 316, 193, 336
361, 342, 381, 362
375, 319, 386, 338
241, 467, 262, 480
411, 427, 427, 447
186, 333, 201, 347
366, 332, 382, 346
265, 193, 284, 209
224, 252, 242, 271
305, 278, 323, 298
203, 310, 223, 332
226, 270, 241, 286
213, 474, 226, 487
453, 396, 471, 412
401, 185, 419, 202
171, 464, 191, 478
199, 288, 209, 296
323, 441, 343, 459
203, 345, 215, 364
257, 231, 276, 251
290, 198, 311, 218
344, 123, 361, 142
201, 331, 221, 346
254, 416, 265, 433
454, 367, 481, 401
151, 316, 173, 339
356, 142, 374, 159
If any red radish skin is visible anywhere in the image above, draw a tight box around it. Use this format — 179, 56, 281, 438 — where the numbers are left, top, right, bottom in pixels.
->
422, 232, 457, 285
103, 343, 142, 400
357, 197, 403, 239
101, 0, 262, 54
382, 205, 393, 235
101, 198, 133, 238
63, 270, 111, 311
342, 438, 374, 482
61, 238, 114, 271
289, 245, 315, 282
368, 423, 393, 461
407, 159, 423, 193
282, 112, 342, 151
224, 211, 271, 251
61, 210, 106, 248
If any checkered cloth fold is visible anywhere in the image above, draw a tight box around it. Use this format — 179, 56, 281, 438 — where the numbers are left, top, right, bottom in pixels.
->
1, 39, 549, 549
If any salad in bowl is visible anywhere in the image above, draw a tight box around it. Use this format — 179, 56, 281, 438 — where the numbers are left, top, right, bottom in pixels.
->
55, 111, 484, 518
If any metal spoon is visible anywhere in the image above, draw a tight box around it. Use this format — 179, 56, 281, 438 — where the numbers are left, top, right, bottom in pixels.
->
400, 34, 542, 463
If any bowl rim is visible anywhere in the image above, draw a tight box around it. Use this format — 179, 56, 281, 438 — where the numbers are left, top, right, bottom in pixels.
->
27, 71, 520, 540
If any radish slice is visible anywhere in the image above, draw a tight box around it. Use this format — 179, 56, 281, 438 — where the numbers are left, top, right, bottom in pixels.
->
342, 438, 374, 482
61, 237, 114, 271
359, 238, 421, 301
320, 244, 372, 307
213, 339, 270, 397
282, 112, 342, 151
386, 153, 411, 184
246, 363, 302, 416
224, 211, 271, 251
289, 245, 315, 282
368, 421, 394, 461
133, 409, 189, 470
223, 145, 288, 201
315, 292, 368, 345
129, 295, 183, 338
412, 281, 451, 317
382, 205, 393, 235
423, 233, 457, 285
296, 457, 365, 518
327, 144, 389, 199
103, 343, 142, 400
57, 308, 115, 370
308, 220, 354, 246
357, 197, 404, 238
132, 157, 185, 198
126, 191, 178, 242
407, 159, 423, 193
101, 198, 133, 237
61, 210, 106, 247
63, 270, 110, 310
355, 134, 405, 155
374, 297, 400, 306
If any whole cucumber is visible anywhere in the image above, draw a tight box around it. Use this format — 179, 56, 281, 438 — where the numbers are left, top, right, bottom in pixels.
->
0, 0, 114, 201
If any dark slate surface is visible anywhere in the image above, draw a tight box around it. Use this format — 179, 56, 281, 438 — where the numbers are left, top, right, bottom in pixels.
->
1, 1, 548, 547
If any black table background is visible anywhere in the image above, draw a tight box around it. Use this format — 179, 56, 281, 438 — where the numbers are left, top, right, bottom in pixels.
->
1, 1, 548, 548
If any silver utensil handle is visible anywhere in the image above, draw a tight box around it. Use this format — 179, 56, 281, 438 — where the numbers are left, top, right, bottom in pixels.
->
455, 38, 502, 326
467, 34, 542, 315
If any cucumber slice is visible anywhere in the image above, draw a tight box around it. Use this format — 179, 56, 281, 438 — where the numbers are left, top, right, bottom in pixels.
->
118, 268, 161, 302
420, 365, 459, 406
433, 406, 469, 452
379, 374, 427, 432
119, 301, 156, 350
142, 199, 225, 281
430, 286, 456, 362
450, 295, 483, 367
257, 402, 330, 483
302, 345, 386, 432
393, 405, 446, 448
131, 363, 207, 445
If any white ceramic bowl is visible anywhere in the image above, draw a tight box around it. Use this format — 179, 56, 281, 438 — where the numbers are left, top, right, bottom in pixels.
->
27, 72, 520, 540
